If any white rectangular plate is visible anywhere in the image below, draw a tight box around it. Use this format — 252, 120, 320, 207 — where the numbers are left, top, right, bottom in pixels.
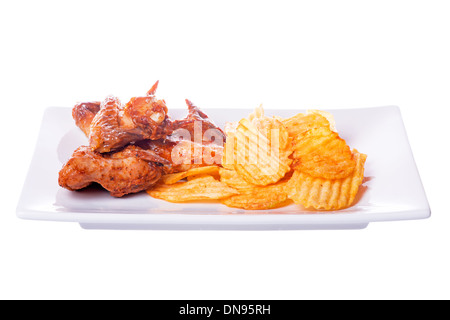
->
16, 106, 430, 230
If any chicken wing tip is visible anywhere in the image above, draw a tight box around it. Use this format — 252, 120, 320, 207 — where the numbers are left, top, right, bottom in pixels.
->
147, 80, 160, 96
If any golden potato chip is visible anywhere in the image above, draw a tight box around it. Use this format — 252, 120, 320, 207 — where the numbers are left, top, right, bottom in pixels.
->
292, 126, 356, 179
147, 175, 239, 202
307, 109, 337, 132
247, 103, 265, 121
219, 168, 291, 210
186, 172, 220, 181
222, 106, 293, 186
219, 168, 256, 189
220, 185, 291, 210
282, 112, 332, 137
287, 150, 367, 210
159, 166, 220, 185
221, 128, 237, 170
147, 106, 366, 212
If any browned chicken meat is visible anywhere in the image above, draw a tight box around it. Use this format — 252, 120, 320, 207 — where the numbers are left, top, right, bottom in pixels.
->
137, 99, 225, 172
60, 84, 225, 197
72, 97, 225, 174
72, 101, 101, 137
58, 145, 169, 197
89, 81, 173, 153
172, 99, 226, 139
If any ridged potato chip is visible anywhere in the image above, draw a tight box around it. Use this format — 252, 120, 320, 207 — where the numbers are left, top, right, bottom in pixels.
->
307, 110, 336, 132
219, 168, 255, 189
221, 128, 237, 170
147, 175, 238, 202
287, 150, 367, 210
222, 107, 293, 186
147, 105, 366, 212
159, 166, 220, 185
282, 111, 333, 138
292, 126, 356, 179
219, 168, 291, 210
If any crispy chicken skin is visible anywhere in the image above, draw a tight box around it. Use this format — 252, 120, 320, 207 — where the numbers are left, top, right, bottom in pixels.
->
72, 97, 225, 174
61, 87, 225, 197
89, 81, 173, 153
136, 99, 225, 172
72, 101, 101, 137
58, 145, 167, 197
137, 139, 224, 173
172, 99, 226, 140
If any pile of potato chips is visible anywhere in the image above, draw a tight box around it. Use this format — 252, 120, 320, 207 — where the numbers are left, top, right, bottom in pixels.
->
147, 106, 367, 211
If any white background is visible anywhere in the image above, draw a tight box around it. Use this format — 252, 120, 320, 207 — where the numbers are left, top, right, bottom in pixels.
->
1, 0, 449, 300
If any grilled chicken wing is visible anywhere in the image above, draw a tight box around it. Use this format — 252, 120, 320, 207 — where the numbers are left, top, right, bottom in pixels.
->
89, 81, 173, 153
61, 82, 228, 197
137, 139, 224, 173
59, 145, 169, 197
137, 99, 226, 172
172, 99, 226, 139
72, 97, 225, 172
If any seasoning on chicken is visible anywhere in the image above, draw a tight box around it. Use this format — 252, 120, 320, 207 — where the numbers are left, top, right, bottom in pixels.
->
58, 145, 169, 197
136, 99, 226, 173
60, 85, 226, 197
88, 81, 173, 153
72, 96, 225, 174
72, 101, 101, 137
172, 99, 225, 139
